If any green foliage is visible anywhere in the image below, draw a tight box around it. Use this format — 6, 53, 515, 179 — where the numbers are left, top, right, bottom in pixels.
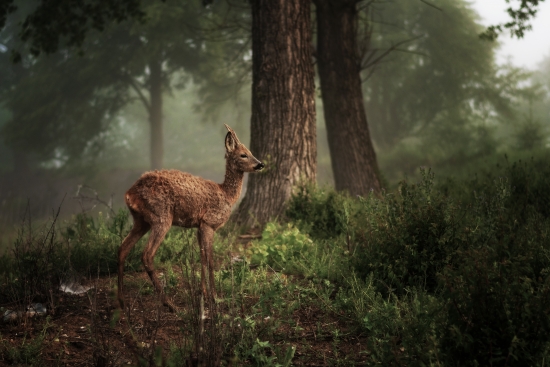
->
506, 157, 550, 220
199, 260, 301, 365
282, 158, 550, 365
438, 221, 550, 365
480, 0, 542, 40
0, 216, 63, 305
362, 0, 549, 183
248, 222, 313, 270
239, 339, 294, 367
365, 0, 501, 149
64, 210, 129, 273
0, 332, 45, 365
355, 169, 463, 294
153, 228, 195, 265
4, 158, 550, 365
437, 153, 550, 222
337, 275, 444, 365
286, 182, 358, 239
0, 208, 144, 305
346, 161, 550, 365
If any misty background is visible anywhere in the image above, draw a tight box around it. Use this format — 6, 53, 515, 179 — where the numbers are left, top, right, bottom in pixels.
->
1, 0, 549, 243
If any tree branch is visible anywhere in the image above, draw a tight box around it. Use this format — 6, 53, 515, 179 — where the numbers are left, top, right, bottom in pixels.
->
361, 35, 423, 71
419, 0, 444, 12
125, 74, 151, 114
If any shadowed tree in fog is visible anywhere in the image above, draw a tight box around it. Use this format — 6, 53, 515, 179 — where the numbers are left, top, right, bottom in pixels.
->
364, 0, 510, 151
1, 1, 245, 170
314, 0, 382, 196
1, 53, 128, 171
511, 53, 550, 150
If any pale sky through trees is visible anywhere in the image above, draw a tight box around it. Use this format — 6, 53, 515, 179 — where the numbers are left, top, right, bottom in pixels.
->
471, 0, 550, 69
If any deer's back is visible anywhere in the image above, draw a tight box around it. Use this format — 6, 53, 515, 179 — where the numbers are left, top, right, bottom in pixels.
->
126, 170, 231, 229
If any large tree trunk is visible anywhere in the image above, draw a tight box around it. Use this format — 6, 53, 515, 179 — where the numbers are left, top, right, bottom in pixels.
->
315, 0, 382, 195
149, 58, 163, 170
231, 0, 317, 227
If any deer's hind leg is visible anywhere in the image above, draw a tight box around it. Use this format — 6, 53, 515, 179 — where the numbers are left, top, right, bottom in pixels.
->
142, 221, 177, 311
118, 214, 150, 310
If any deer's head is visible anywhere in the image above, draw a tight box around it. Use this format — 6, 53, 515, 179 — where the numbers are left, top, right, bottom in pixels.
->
224, 124, 264, 173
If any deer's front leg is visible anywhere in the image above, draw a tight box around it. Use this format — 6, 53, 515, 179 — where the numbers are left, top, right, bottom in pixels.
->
198, 222, 216, 301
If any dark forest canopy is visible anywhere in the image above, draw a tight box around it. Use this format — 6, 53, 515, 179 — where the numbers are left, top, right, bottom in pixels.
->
0, 0, 546, 60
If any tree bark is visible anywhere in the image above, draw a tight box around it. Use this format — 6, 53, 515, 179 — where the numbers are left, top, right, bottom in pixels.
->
231, 0, 317, 227
149, 58, 163, 170
315, 0, 382, 195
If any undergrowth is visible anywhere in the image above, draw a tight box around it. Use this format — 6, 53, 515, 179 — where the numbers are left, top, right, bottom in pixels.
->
286, 154, 550, 366
2, 154, 550, 365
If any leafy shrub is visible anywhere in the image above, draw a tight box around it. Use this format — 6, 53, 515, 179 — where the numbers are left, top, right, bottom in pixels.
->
248, 222, 314, 271
0, 217, 63, 307
286, 182, 358, 239
506, 157, 550, 221
349, 163, 550, 365
354, 169, 462, 294
63, 210, 135, 274
437, 154, 550, 222
337, 275, 444, 366
438, 217, 550, 365
154, 227, 195, 265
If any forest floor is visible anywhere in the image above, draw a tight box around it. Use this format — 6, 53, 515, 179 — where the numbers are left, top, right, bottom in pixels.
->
1, 268, 370, 366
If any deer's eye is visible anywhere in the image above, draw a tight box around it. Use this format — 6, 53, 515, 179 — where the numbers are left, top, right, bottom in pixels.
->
240, 154, 248, 158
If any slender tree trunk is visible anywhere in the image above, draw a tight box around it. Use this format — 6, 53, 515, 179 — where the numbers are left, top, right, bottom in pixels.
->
149, 58, 163, 170
315, 0, 382, 195
231, 0, 317, 227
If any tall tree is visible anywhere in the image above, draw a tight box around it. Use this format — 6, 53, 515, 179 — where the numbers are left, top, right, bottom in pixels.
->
231, 0, 317, 227
314, 0, 381, 196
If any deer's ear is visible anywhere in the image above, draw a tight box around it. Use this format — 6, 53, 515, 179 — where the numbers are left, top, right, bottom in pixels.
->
225, 131, 237, 152
224, 124, 241, 145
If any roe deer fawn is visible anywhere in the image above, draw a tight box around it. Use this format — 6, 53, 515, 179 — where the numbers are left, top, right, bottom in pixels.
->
117, 124, 264, 311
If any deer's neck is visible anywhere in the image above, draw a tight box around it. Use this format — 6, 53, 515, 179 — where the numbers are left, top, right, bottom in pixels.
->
220, 163, 244, 204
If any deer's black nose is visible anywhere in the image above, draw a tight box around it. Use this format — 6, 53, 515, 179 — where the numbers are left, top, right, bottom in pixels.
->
254, 162, 265, 171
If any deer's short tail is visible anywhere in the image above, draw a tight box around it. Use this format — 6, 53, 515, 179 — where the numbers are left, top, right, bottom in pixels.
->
125, 192, 138, 214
